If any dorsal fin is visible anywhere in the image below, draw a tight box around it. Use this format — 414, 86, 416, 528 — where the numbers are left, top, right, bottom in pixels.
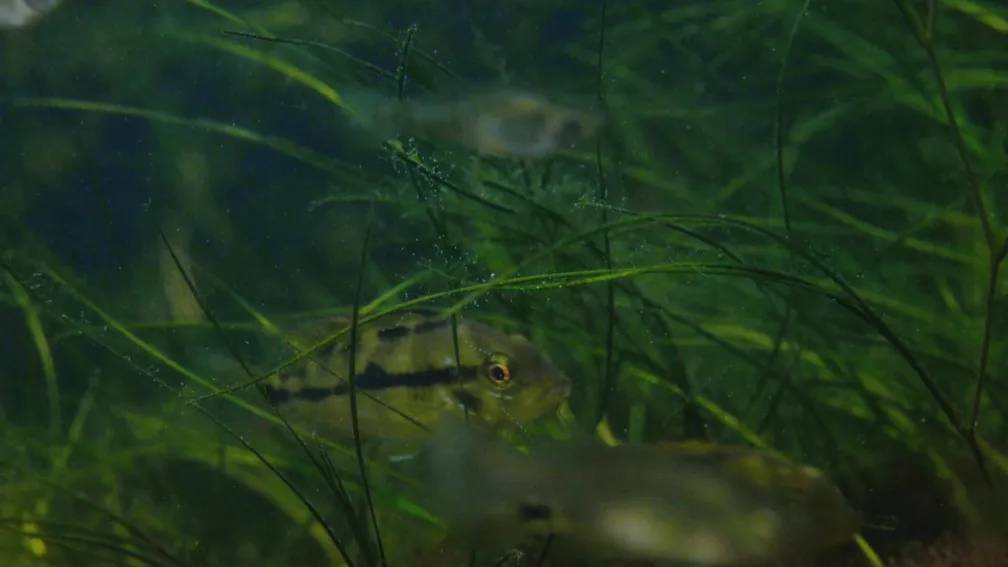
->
281, 307, 449, 349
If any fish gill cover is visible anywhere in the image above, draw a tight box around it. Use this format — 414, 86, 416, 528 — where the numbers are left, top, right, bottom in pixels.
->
0, 1, 1006, 566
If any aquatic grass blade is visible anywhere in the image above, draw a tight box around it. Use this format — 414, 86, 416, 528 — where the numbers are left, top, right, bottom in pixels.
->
7, 97, 351, 176
346, 204, 387, 566
3, 268, 62, 437
591, 0, 617, 433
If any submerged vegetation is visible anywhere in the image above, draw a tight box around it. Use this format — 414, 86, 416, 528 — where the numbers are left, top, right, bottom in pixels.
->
1, 0, 1006, 565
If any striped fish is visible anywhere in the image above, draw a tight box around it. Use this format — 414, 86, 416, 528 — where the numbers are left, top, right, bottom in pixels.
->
264, 311, 571, 439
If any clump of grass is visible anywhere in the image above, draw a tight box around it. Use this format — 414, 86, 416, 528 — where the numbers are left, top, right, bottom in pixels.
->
158, 227, 385, 567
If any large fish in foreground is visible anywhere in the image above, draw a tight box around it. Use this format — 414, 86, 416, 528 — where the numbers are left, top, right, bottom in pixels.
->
0, 0, 61, 29
264, 311, 571, 439
423, 424, 860, 565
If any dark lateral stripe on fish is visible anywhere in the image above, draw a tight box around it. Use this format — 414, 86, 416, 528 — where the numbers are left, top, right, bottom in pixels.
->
518, 503, 553, 522
414, 318, 450, 333
357, 362, 478, 389
375, 318, 450, 342
267, 362, 479, 404
377, 325, 411, 341
263, 383, 291, 403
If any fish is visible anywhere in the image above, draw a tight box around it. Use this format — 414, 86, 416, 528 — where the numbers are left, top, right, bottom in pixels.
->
263, 311, 571, 439
0, 0, 62, 29
423, 424, 860, 565
353, 90, 600, 159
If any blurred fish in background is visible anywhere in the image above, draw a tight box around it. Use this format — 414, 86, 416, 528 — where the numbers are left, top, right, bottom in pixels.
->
0, 0, 62, 29
352, 89, 601, 159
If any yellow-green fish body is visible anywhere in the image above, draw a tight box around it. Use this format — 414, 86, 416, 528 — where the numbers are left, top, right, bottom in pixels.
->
424, 425, 859, 565
264, 311, 571, 439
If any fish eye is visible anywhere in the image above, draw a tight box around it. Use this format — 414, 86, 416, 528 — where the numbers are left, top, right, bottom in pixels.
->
484, 353, 512, 387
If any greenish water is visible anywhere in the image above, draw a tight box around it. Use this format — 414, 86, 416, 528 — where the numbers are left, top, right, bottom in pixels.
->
1, 1, 1006, 566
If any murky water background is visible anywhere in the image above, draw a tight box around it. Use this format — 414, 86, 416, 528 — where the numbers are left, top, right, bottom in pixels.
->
1, 1, 1006, 566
